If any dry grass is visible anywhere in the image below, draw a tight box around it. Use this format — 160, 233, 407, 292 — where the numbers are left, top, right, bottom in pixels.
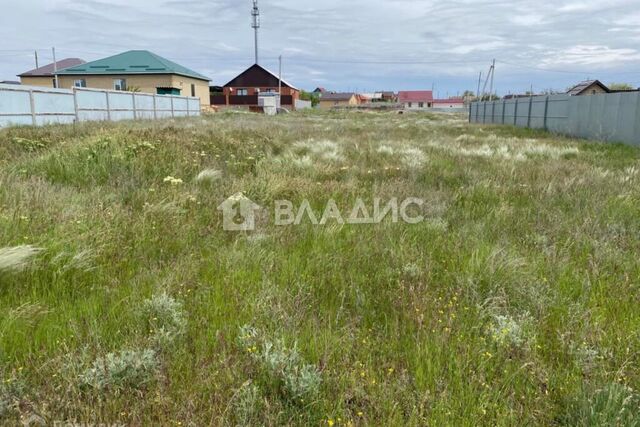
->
0, 110, 639, 426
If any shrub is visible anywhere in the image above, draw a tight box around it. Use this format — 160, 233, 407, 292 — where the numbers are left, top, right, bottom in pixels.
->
237, 325, 322, 402
489, 314, 532, 349
232, 381, 263, 426
80, 349, 158, 392
140, 293, 187, 349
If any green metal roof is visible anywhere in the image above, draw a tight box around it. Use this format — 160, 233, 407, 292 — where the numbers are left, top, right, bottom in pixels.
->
56, 50, 210, 81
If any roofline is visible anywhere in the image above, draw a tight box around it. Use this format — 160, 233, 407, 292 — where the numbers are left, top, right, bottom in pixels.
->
55, 70, 211, 81
223, 63, 298, 91
569, 79, 610, 95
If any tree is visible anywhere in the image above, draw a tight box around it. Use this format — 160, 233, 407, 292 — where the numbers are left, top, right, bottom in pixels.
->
300, 90, 320, 107
609, 82, 635, 91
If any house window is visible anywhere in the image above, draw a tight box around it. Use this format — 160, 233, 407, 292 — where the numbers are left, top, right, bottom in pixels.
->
428, 103, 432, 108
157, 88, 181, 95
191, 84, 196, 97
113, 79, 127, 91
74, 79, 86, 88
418, 102, 424, 108
408, 102, 412, 108
237, 89, 248, 96
266, 88, 277, 93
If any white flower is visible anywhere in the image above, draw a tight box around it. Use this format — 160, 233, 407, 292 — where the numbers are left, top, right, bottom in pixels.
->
163, 176, 183, 185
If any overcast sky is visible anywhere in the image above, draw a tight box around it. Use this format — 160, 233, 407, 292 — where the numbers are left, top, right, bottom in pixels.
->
2, 0, 640, 96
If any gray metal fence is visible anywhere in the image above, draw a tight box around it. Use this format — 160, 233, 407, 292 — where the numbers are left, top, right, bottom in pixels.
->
0, 84, 201, 128
470, 92, 640, 145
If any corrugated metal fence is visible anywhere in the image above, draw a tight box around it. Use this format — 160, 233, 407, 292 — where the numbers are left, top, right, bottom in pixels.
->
470, 92, 640, 145
0, 84, 201, 128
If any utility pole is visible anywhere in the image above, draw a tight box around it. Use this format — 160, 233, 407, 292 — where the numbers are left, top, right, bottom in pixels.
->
34, 51, 39, 69
488, 59, 496, 101
476, 71, 482, 100
278, 55, 282, 109
251, 0, 260, 64
52, 47, 59, 88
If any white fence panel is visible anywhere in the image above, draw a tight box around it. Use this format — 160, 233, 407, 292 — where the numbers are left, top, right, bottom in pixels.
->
0, 89, 32, 127
33, 91, 75, 125
188, 98, 200, 115
135, 94, 155, 119
0, 84, 201, 128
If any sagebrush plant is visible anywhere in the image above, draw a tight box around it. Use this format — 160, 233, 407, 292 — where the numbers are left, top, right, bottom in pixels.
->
140, 292, 187, 349
0, 374, 26, 418
0, 111, 639, 424
237, 325, 322, 402
488, 314, 533, 349
79, 349, 158, 392
231, 380, 264, 426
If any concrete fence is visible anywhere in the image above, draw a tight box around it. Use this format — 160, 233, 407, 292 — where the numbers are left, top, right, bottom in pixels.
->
470, 92, 640, 146
0, 84, 201, 128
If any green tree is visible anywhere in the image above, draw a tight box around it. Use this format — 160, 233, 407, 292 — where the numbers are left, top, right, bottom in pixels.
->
609, 82, 635, 91
300, 90, 320, 107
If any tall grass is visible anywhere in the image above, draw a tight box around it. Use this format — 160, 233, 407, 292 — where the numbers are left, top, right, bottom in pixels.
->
0, 111, 639, 426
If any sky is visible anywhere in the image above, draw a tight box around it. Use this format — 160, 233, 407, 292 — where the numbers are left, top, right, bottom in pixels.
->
1, 0, 640, 96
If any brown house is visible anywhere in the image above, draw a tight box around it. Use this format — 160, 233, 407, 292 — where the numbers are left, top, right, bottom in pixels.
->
212, 64, 300, 110
567, 80, 610, 96
18, 58, 86, 87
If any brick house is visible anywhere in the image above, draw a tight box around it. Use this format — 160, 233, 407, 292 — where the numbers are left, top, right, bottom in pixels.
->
213, 64, 300, 110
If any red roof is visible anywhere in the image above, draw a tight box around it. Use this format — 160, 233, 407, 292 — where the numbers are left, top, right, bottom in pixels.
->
433, 97, 464, 104
18, 58, 85, 77
398, 90, 433, 103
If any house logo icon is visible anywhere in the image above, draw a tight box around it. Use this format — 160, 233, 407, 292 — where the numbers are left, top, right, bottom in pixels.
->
217, 192, 261, 231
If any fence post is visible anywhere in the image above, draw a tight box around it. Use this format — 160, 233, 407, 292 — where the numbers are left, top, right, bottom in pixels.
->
543, 96, 549, 131
482, 102, 487, 123
153, 94, 157, 120
514, 98, 519, 126
170, 96, 175, 118
132, 93, 137, 120
491, 101, 496, 123
501, 99, 506, 124
105, 91, 111, 121
186, 97, 190, 117
527, 96, 533, 128
468, 102, 472, 123
73, 88, 79, 123
28, 90, 36, 126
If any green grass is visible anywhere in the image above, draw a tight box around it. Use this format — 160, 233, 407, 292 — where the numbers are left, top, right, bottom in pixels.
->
1, 110, 639, 426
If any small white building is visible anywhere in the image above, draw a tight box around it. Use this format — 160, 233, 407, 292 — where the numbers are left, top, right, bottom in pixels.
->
398, 90, 433, 110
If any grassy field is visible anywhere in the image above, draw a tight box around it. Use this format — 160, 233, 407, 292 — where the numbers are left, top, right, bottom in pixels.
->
1, 110, 639, 426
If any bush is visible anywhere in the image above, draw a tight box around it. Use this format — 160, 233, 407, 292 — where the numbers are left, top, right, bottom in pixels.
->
80, 349, 158, 392
238, 325, 321, 403
140, 293, 187, 349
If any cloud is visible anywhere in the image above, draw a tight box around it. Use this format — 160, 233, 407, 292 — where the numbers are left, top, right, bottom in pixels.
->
2, 0, 639, 95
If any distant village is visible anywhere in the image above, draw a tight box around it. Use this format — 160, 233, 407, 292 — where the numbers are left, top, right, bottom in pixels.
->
2, 46, 638, 118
